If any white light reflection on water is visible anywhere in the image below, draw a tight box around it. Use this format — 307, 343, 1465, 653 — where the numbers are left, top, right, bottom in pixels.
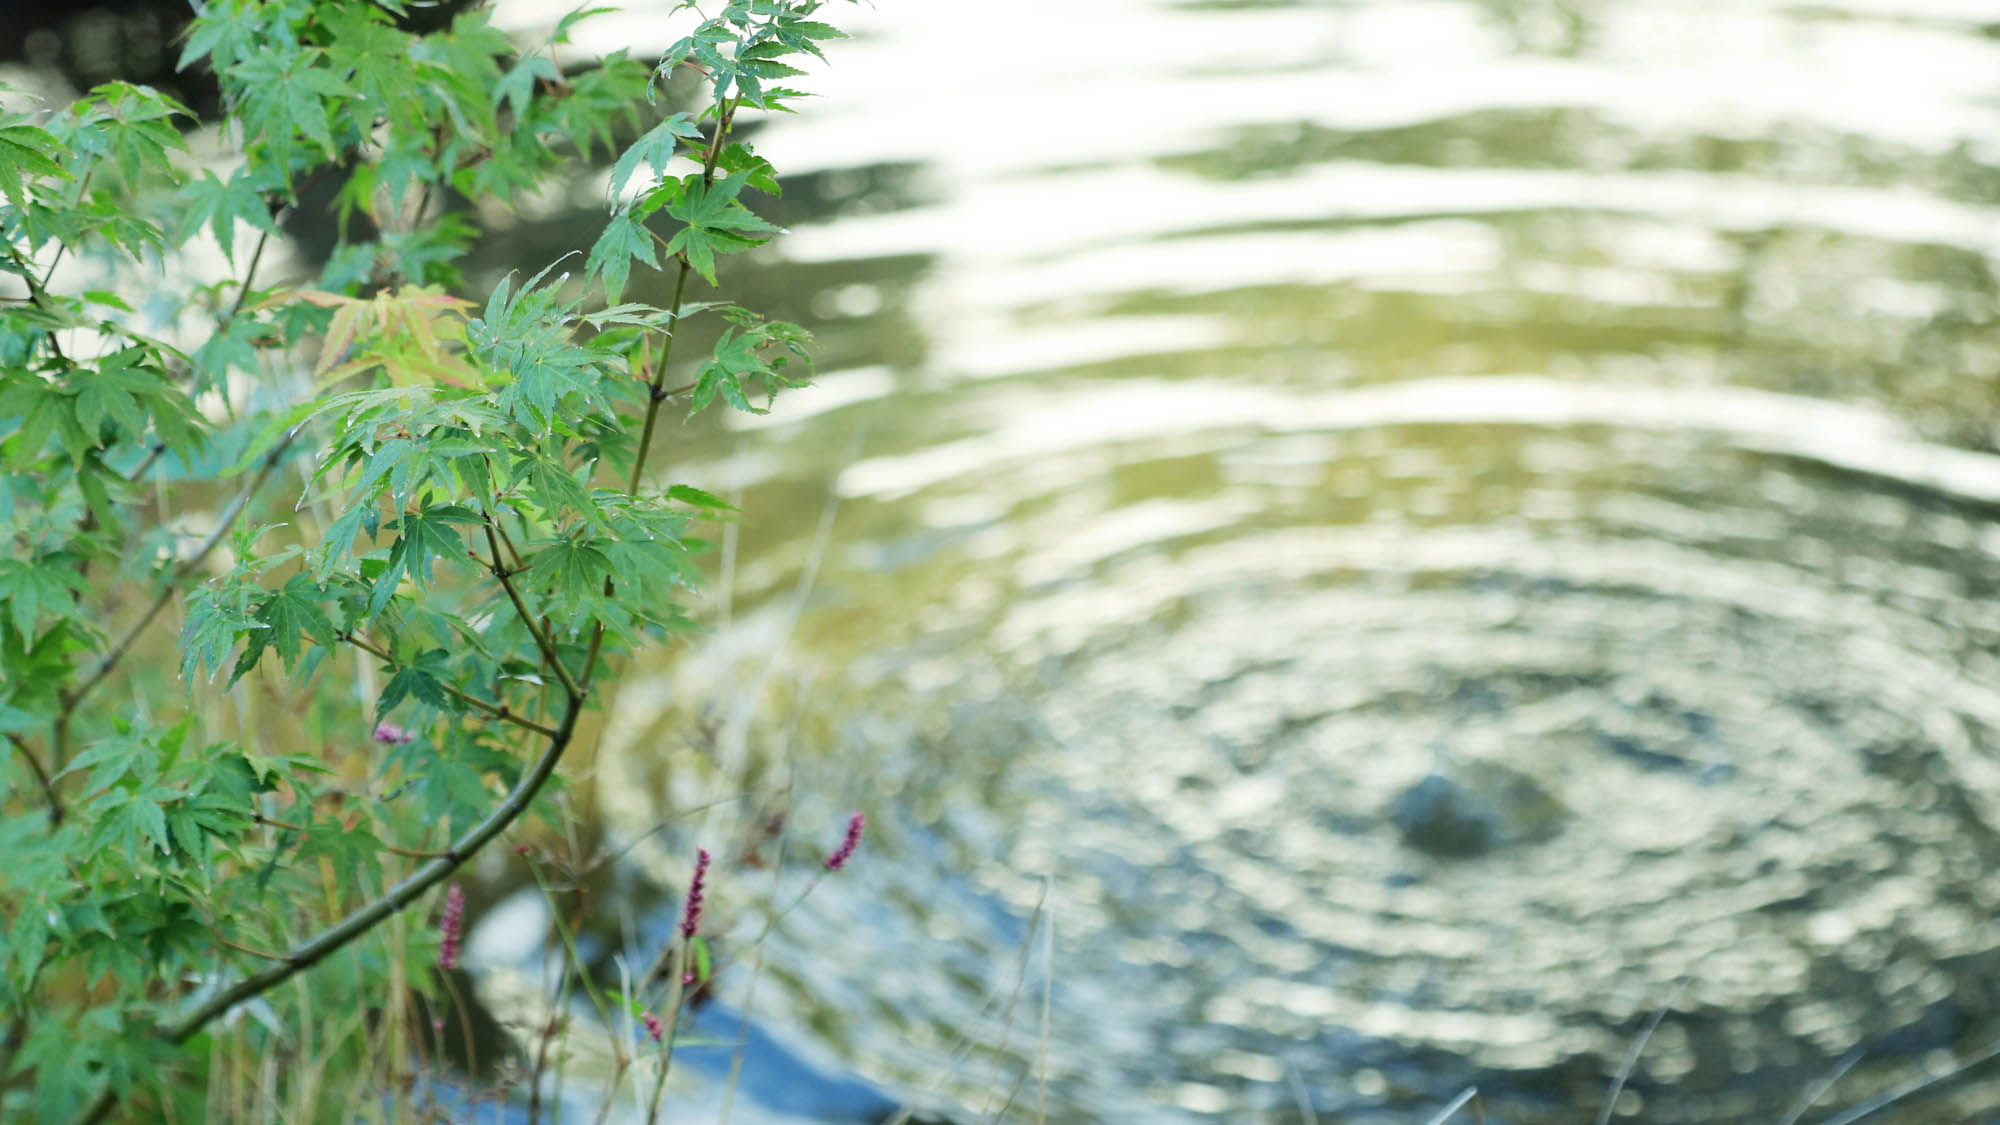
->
470, 0, 2000, 1121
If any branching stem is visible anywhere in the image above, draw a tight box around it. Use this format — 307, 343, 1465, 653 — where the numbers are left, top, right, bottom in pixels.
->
5, 732, 63, 826
582, 95, 737, 691
159, 697, 583, 1044
482, 521, 583, 699
63, 428, 302, 724
253, 812, 451, 859
340, 632, 559, 739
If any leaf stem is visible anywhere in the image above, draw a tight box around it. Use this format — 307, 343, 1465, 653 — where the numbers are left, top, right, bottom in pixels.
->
5, 732, 63, 826
483, 521, 583, 700
252, 812, 451, 859
64, 428, 302, 720
582, 95, 736, 692
156, 696, 585, 1045
340, 632, 559, 739
220, 230, 271, 326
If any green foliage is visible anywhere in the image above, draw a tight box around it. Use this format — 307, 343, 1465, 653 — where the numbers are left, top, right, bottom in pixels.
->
0, 1, 851, 1119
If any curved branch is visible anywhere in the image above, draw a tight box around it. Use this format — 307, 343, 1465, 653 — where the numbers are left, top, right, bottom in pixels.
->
252, 812, 452, 859
65, 427, 302, 714
159, 696, 583, 1045
6, 732, 63, 826
340, 631, 560, 739
582, 96, 736, 692
482, 521, 582, 699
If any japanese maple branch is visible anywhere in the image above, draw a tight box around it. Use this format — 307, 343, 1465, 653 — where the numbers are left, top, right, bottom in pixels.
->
252, 811, 450, 858
135, 511, 601, 1072
5, 732, 63, 827
121, 525, 594, 1087
483, 521, 582, 699
339, 631, 560, 739
2, 241, 68, 364
581, 96, 738, 690
151, 695, 585, 1053
126, 442, 167, 484
35, 168, 92, 293
56, 426, 302, 766
221, 229, 271, 325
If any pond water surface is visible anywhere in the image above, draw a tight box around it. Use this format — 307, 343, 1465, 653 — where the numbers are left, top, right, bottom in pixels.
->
455, 1, 2000, 1122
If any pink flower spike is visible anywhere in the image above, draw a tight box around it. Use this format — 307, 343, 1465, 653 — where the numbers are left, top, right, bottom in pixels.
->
373, 721, 416, 745
680, 848, 710, 940
437, 884, 465, 971
823, 812, 864, 872
643, 1011, 664, 1043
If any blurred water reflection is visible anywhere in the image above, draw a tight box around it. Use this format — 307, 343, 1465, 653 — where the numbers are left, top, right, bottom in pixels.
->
457, 0, 2000, 1121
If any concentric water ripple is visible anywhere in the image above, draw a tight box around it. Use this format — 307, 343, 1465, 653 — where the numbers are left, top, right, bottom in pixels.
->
598, 396, 2000, 1123
989, 518, 2000, 1119
451, 0, 2000, 1119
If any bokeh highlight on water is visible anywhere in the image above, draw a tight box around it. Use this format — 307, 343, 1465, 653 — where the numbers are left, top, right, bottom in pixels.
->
455, 0, 2000, 1121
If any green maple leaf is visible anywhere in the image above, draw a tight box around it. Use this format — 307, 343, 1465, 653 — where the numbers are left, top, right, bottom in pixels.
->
232, 48, 359, 169
180, 167, 283, 263
662, 172, 778, 285
524, 536, 613, 619
608, 114, 701, 201
586, 210, 659, 303
0, 122, 70, 211
176, 0, 265, 72
254, 574, 339, 671
323, 5, 422, 131
660, 173, 776, 284
495, 54, 562, 122
0, 557, 88, 637
377, 647, 454, 716
370, 503, 481, 616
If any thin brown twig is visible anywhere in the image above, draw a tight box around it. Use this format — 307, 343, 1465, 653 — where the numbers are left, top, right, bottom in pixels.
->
213, 932, 293, 964
581, 96, 736, 692
3, 242, 68, 364
253, 812, 451, 859
5, 732, 63, 826
482, 521, 582, 699
36, 168, 91, 292
64, 426, 303, 717
219, 230, 271, 327
491, 518, 528, 571
340, 631, 559, 739
151, 697, 584, 1047
126, 442, 167, 484
526, 1000, 570, 1125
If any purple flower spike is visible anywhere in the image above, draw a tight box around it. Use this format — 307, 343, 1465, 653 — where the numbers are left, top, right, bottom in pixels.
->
823, 812, 864, 872
438, 884, 465, 971
643, 1011, 664, 1043
680, 848, 710, 940
373, 721, 416, 745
